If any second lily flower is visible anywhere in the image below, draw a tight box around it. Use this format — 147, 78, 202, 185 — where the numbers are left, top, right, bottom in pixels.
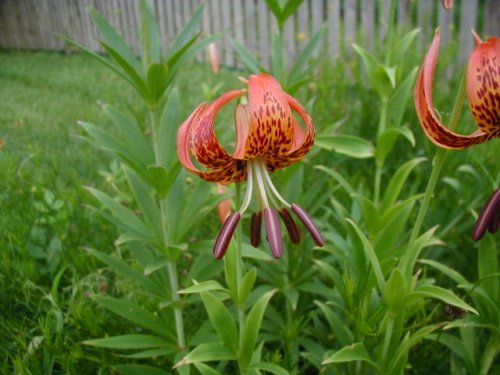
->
177, 73, 324, 259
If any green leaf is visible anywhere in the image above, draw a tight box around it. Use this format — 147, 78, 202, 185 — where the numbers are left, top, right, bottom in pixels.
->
316, 134, 374, 159
322, 343, 378, 369
315, 301, 354, 347
387, 325, 439, 374
271, 32, 285, 82
59, 36, 135, 87
240, 290, 276, 368
231, 39, 265, 74
139, 0, 161, 66
478, 234, 498, 299
100, 41, 149, 99
224, 241, 239, 298
418, 259, 469, 285
118, 347, 176, 358
386, 67, 419, 128
381, 157, 426, 212
146, 164, 180, 197
124, 166, 163, 241
390, 28, 420, 67
93, 296, 173, 339
179, 280, 227, 294
86, 187, 154, 241
200, 292, 239, 354
89, 7, 142, 73
376, 127, 416, 166
352, 44, 379, 84
247, 362, 290, 375
168, 3, 204, 57
345, 219, 385, 293
384, 268, 407, 312
84, 247, 161, 294
399, 226, 440, 278
114, 364, 172, 375
146, 63, 169, 105
193, 363, 224, 375
288, 27, 324, 86
409, 285, 478, 315
174, 343, 237, 368
158, 88, 180, 169
103, 104, 154, 166
238, 268, 257, 305
83, 334, 170, 350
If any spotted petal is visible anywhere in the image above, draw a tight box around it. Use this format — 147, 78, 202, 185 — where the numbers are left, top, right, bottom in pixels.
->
177, 89, 247, 184
240, 74, 296, 159
467, 36, 500, 141
414, 30, 490, 149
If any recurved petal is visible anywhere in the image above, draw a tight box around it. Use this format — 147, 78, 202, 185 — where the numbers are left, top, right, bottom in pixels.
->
243, 74, 296, 159
265, 93, 316, 171
467, 36, 500, 140
414, 30, 490, 149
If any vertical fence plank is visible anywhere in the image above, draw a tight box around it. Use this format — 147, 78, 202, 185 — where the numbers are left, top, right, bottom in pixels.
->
344, 0, 357, 51
221, 0, 234, 66
327, 0, 341, 56
459, 0, 478, 61
297, 0, 309, 52
257, 0, 270, 68
362, 0, 375, 49
438, 2, 454, 46
232, 0, 245, 68
417, 0, 433, 46
397, 0, 410, 26
379, 0, 391, 46
484, 0, 500, 36
283, 15, 296, 67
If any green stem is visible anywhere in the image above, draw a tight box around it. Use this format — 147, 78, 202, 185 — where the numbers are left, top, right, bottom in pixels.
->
381, 315, 394, 368
408, 71, 467, 247
150, 108, 186, 350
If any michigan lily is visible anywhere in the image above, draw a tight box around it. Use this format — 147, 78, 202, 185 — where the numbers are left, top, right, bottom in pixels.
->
177, 73, 324, 259
414, 29, 500, 148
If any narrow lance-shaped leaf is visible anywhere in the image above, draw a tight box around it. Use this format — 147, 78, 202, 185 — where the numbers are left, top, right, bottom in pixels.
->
200, 292, 239, 354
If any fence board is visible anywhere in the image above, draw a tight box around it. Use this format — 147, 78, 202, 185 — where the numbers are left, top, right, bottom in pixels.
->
459, 0, 478, 61
0, 0, 487, 66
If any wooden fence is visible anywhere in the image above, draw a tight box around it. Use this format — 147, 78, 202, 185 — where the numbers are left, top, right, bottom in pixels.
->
0, 0, 499, 68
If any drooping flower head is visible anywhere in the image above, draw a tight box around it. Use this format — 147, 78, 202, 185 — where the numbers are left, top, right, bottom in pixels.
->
414, 29, 500, 149
177, 73, 324, 258
415, 30, 500, 241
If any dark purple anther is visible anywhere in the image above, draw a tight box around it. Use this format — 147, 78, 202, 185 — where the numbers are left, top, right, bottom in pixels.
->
291, 203, 324, 247
279, 208, 300, 244
250, 211, 262, 247
213, 212, 241, 259
264, 208, 283, 258
472, 189, 500, 241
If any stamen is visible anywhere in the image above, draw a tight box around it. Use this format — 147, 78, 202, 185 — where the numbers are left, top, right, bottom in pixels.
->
257, 159, 290, 208
213, 212, 241, 259
238, 163, 254, 214
472, 189, 500, 241
264, 207, 283, 258
291, 203, 324, 247
279, 208, 300, 244
250, 211, 262, 247
252, 160, 270, 208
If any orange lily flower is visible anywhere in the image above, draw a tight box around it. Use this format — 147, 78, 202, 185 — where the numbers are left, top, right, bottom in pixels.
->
414, 29, 500, 149
177, 73, 324, 259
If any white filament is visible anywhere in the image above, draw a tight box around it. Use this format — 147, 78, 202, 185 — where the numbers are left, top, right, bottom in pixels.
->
252, 160, 270, 209
238, 162, 254, 214
257, 159, 291, 208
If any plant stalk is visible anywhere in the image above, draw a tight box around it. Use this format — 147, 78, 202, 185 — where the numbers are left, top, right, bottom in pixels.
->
408, 71, 467, 247
374, 99, 388, 205
150, 108, 186, 350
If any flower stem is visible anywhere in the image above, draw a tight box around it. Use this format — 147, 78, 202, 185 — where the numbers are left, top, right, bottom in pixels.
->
408, 71, 467, 247
150, 108, 186, 350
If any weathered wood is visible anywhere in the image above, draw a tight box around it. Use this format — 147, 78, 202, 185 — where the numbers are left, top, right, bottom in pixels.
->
0, 0, 486, 68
